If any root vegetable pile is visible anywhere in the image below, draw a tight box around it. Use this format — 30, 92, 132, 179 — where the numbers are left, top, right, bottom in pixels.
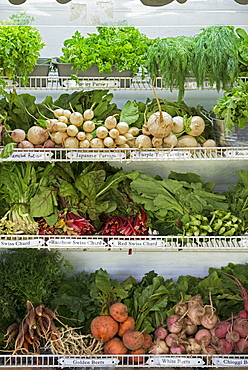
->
90, 302, 151, 363
5, 301, 65, 355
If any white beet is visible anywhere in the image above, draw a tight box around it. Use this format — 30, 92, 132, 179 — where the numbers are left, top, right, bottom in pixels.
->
167, 314, 183, 334
27, 126, 49, 145
170, 345, 185, 354
154, 327, 168, 340
187, 305, 205, 325
165, 333, 179, 347
195, 328, 211, 346
201, 313, 218, 329
185, 338, 202, 354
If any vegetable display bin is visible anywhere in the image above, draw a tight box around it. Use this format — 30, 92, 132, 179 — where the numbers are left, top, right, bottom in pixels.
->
211, 113, 248, 147
55, 62, 133, 88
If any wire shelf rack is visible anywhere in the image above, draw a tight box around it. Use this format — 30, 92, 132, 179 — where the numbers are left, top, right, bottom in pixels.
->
0, 234, 247, 251
1, 147, 248, 162
1, 353, 248, 368
3, 75, 248, 91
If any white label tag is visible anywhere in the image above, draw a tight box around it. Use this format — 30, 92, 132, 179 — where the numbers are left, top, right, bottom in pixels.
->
130, 151, 191, 160
146, 357, 205, 366
212, 357, 248, 366
240, 239, 248, 247
66, 151, 126, 161
58, 358, 119, 367
47, 238, 107, 248
62, 80, 120, 89
108, 239, 166, 248
0, 239, 44, 247
225, 150, 248, 158
1, 151, 53, 161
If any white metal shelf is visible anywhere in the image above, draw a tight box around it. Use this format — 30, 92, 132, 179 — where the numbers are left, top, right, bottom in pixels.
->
0, 147, 248, 162
3, 76, 248, 91
0, 234, 247, 251
0, 353, 248, 368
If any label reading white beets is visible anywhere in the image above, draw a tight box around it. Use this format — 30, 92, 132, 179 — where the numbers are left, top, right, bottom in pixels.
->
146, 357, 205, 366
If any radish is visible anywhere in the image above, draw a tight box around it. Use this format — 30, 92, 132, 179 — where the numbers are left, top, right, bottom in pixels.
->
154, 326, 168, 340
167, 314, 183, 334
43, 139, 56, 148
238, 310, 248, 319
195, 328, 211, 346
17, 140, 34, 148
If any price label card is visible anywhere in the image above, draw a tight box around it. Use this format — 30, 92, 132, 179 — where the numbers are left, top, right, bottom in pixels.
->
212, 357, 248, 367
225, 150, 248, 158
58, 358, 119, 367
0, 239, 44, 247
240, 238, 248, 247
62, 80, 120, 89
47, 238, 107, 248
1, 151, 53, 161
108, 239, 166, 248
130, 151, 192, 160
147, 356, 205, 366
67, 151, 126, 161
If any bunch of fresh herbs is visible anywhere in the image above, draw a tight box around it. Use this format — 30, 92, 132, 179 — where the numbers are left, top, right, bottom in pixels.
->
212, 79, 248, 132
60, 27, 151, 76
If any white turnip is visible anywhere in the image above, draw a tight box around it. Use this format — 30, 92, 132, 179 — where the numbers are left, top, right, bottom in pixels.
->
77, 131, 86, 141
176, 134, 198, 148
63, 109, 72, 119
83, 105, 95, 121
104, 115, 118, 130
79, 139, 90, 148
171, 116, 185, 134
58, 115, 68, 124
128, 127, 139, 137
116, 122, 129, 135
70, 111, 83, 127
53, 121, 68, 133
135, 134, 152, 149
109, 128, 120, 139
147, 111, 173, 138
96, 126, 108, 139
115, 135, 127, 146
163, 133, 177, 148
187, 116, 205, 136
90, 138, 104, 148
103, 137, 115, 148
27, 126, 49, 145
53, 108, 64, 118
83, 121, 95, 133
64, 137, 79, 148
152, 137, 163, 148
51, 131, 68, 145
67, 125, 79, 137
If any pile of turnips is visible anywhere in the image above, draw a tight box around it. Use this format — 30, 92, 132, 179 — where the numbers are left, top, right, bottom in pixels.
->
9, 105, 140, 150
8, 101, 216, 150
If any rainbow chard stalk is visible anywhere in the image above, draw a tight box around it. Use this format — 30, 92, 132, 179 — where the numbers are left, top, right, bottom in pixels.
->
64, 212, 96, 235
